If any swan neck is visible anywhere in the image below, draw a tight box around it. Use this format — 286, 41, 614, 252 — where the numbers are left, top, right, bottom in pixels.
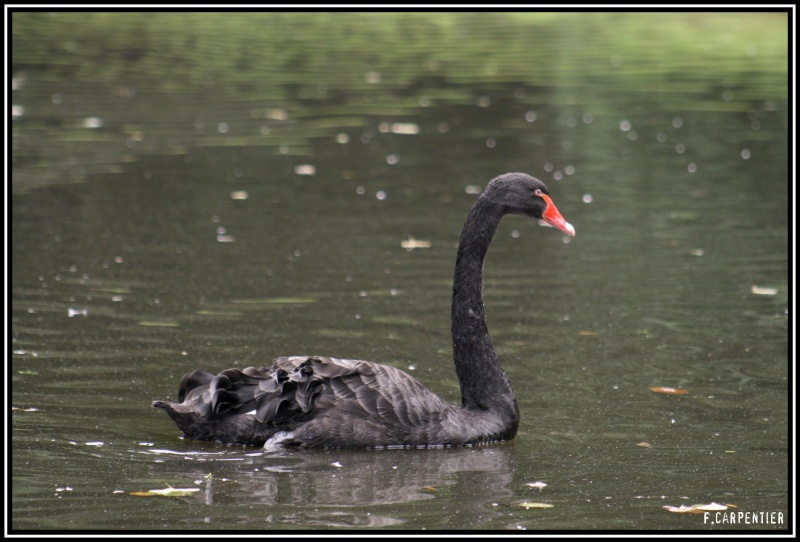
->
451, 197, 516, 412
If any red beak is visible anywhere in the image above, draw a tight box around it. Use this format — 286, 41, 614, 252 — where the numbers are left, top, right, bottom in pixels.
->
541, 194, 576, 237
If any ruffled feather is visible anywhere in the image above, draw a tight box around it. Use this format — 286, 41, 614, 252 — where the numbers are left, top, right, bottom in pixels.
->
153, 355, 476, 448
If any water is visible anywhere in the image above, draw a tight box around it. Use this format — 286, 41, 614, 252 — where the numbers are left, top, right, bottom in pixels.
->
10, 12, 790, 532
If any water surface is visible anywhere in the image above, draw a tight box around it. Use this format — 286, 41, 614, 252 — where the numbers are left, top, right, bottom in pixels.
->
10, 11, 790, 532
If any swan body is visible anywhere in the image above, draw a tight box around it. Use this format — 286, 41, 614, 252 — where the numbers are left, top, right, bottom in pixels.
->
154, 356, 513, 448
154, 173, 575, 448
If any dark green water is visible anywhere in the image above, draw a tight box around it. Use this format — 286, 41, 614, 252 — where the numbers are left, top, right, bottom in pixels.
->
10, 11, 790, 532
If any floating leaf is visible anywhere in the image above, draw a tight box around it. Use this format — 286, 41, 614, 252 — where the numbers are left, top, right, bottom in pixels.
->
649, 386, 689, 395
751, 285, 778, 295
196, 309, 242, 316
401, 236, 431, 250
388, 122, 420, 135
231, 297, 318, 304
132, 487, 201, 498
578, 330, 597, 336
421, 486, 437, 492
294, 164, 316, 176
664, 502, 734, 514
137, 320, 180, 327
691, 502, 729, 511
519, 501, 553, 509
636, 442, 651, 447
663, 505, 703, 514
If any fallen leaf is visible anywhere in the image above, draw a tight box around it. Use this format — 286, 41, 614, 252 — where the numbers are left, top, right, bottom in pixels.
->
691, 502, 729, 511
751, 285, 778, 295
421, 486, 437, 492
663, 505, 703, 514
649, 386, 689, 395
578, 330, 597, 336
131, 486, 201, 498
148, 487, 201, 497
519, 502, 553, 509
636, 442, 651, 447
663, 502, 734, 513
525, 481, 547, 491
294, 164, 316, 176
137, 320, 180, 327
401, 236, 432, 250
128, 491, 155, 497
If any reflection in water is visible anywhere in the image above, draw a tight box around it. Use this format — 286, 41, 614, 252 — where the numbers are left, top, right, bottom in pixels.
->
140, 445, 515, 528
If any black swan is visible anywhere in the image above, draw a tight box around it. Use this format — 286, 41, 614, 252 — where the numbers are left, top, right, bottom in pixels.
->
153, 173, 575, 448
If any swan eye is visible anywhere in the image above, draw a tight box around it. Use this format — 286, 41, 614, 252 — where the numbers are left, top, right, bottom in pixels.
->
533, 188, 543, 197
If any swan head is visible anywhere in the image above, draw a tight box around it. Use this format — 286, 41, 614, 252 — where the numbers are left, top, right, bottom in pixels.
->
485, 173, 576, 237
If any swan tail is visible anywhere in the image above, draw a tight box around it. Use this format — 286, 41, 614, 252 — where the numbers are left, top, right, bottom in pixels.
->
153, 358, 327, 446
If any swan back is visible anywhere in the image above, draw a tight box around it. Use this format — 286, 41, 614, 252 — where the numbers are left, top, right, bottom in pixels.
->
154, 356, 498, 448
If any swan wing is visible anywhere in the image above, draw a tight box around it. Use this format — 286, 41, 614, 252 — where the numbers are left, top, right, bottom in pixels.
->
155, 356, 457, 447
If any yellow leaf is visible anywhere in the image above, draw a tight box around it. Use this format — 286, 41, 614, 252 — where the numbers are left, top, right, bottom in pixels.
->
649, 386, 689, 395
136, 487, 201, 498
691, 502, 729, 511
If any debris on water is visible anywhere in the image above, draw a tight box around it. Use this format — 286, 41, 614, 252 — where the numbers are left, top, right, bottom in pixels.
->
751, 285, 778, 295
649, 386, 689, 395
464, 184, 482, 194
526, 481, 547, 492
401, 236, 431, 250
664, 502, 734, 513
294, 164, 316, 176
519, 501, 553, 509
130, 486, 201, 498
